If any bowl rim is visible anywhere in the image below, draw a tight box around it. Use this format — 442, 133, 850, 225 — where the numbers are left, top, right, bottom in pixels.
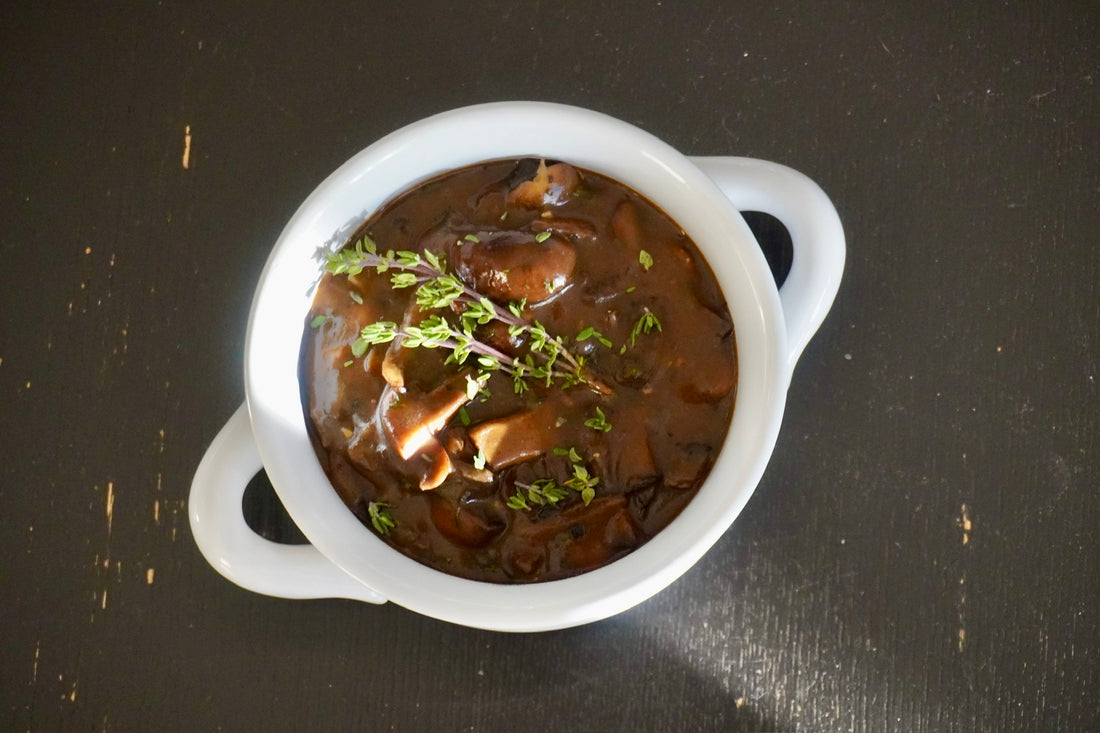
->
244, 101, 788, 631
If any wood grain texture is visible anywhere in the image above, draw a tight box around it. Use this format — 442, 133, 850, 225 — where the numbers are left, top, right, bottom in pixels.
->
1, 2, 1096, 731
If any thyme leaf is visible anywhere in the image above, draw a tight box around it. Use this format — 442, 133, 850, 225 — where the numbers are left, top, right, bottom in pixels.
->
553, 446, 583, 463
583, 406, 613, 433
576, 326, 613, 349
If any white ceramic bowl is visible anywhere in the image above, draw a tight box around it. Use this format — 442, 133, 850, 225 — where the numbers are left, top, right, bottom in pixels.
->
189, 101, 844, 631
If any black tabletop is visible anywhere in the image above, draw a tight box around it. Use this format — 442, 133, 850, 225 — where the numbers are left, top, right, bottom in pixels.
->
2, 3, 1097, 731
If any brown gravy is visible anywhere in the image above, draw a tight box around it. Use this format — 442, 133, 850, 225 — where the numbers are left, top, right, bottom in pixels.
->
301, 158, 736, 582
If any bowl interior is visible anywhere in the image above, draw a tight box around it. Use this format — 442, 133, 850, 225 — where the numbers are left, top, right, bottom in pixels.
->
245, 102, 787, 631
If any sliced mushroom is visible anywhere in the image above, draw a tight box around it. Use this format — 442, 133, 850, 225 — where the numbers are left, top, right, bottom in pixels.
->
380, 299, 453, 393
467, 402, 562, 470
530, 216, 597, 240
451, 230, 576, 304
379, 378, 468, 461
417, 440, 454, 491
611, 198, 642, 250
506, 159, 582, 208
675, 308, 737, 403
428, 493, 504, 548
654, 442, 714, 490
603, 420, 658, 489
500, 495, 636, 578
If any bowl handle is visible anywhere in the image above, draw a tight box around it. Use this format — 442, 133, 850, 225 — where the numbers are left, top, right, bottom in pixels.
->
188, 403, 387, 604
690, 156, 845, 379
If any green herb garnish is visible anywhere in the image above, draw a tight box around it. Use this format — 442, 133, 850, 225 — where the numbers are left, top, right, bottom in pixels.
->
349, 291, 363, 304
621, 308, 662, 353
465, 372, 490, 400
534, 230, 552, 243
564, 464, 598, 505
583, 407, 612, 433
508, 478, 569, 511
639, 250, 654, 271
328, 237, 608, 394
367, 502, 395, 535
505, 491, 529, 511
576, 327, 613, 349
508, 447, 599, 510
553, 446, 583, 463
310, 314, 328, 329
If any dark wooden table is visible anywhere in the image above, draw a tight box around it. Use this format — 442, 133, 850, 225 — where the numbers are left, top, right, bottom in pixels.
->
3, 3, 1096, 731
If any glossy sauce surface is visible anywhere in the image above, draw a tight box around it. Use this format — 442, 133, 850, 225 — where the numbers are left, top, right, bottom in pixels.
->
301, 159, 737, 582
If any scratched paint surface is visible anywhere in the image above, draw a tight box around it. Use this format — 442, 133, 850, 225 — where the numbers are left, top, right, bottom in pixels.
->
1, 3, 1097, 732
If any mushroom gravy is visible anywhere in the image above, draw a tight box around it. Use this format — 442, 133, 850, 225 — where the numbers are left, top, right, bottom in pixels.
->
300, 158, 737, 582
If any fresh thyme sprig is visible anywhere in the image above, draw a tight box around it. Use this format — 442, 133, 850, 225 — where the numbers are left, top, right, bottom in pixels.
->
583, 406, 613, 433
576, 326, 613, 349
619, 308, 663, 354
506, 478, 569, 510
367, 501, 395, 535
328, 234, 605, 392
329, 236, 542, 339
351, 314, 584, 395
506, 447, 599, 511
564, 463, 598, 505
